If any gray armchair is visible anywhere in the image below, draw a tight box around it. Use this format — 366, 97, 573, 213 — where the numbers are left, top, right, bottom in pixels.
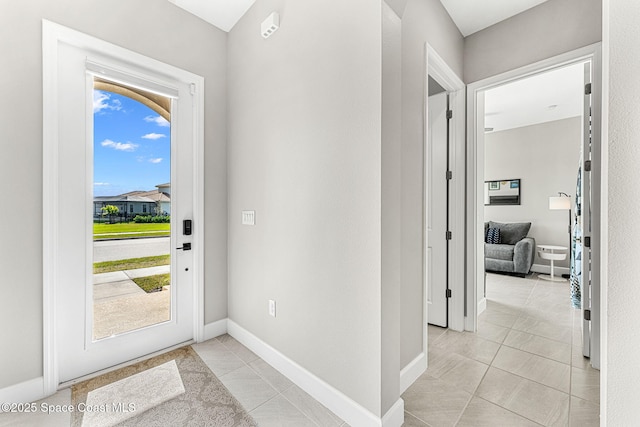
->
484, 221, 535, 277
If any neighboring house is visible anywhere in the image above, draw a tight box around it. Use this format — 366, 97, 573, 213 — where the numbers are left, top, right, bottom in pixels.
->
94, 183, 171, 218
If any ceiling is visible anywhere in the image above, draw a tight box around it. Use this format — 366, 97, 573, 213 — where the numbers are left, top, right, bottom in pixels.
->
169, 0, 552, 35
168, 0, 255, 32
484, 62, 585, 133
439, 0, 552, 36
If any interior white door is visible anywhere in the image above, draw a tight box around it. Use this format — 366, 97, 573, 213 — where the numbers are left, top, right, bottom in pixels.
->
427, 92, 449, 327
581, 62, 592, 359
54, 40, 197, 383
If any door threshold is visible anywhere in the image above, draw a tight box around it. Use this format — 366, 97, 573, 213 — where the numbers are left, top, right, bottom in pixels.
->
57, 339, 194, 390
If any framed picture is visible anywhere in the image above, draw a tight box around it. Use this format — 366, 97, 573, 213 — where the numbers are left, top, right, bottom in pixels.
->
489, 181, 499, 190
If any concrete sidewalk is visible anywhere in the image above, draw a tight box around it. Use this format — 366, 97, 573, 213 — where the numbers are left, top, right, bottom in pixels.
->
92, 265, 172, 339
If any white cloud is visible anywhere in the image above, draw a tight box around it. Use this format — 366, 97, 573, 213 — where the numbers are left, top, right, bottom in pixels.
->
93, 91, 123, 114
141, 133, 167, 140
149, 158, 163, 164
101, 139, 138, 152
144, 115, 170, 127
94, 182, 110, 186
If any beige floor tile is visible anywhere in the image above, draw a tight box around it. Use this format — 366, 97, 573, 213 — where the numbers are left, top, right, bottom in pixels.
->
569, 396, 600, 427
0, 388, 72, 427
512, 315, 573, 343
402, 373, 472, 427
431, 330, 501, 365
249, 358, 295, 393
477, 319, 510, 344
219, 365, 279, 412
250, 395, 317, 427
192, 339, 246, 377
427, 348, 489, 394
571, 345, 592, 370
476, 367, 569, 426
479, 309, 519, 329
282, 385, 343, 426
571, 366, 600, 404
217, 334, 260, 363
457, 396, 539, 427
491, 346, 570, 392
402, 412, 428, 426
503, 329, 571, 364
428, 324, 447, 342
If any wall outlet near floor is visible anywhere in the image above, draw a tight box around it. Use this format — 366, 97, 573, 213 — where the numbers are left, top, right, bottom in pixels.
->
268, 299, 276, 317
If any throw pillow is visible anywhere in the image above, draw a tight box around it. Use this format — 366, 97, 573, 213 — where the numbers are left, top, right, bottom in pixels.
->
488, 221, 531, 245
486, 227, 501, 244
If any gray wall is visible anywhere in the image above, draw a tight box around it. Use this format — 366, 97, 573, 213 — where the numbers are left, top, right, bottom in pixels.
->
484, 118, 582, 269
400, 0, 464, 367
464, 0, 602, 83
227, 0, 386, 415
607, 0, 640, 422
0, 0, 227, 389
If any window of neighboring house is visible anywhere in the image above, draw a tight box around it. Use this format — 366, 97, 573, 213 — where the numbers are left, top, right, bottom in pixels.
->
130, 205, 133, 213
143, 204, 147, 213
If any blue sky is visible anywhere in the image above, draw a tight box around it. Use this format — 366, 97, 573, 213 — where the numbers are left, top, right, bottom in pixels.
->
93, 90, 170, 197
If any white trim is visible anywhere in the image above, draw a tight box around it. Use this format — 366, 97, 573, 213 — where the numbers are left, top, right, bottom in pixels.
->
0, 377, 45, 403
530, 264, 570, 276
202, 319, 228, 342
228, 320, 392, 427
381, 398, 405, 427
42, 19, 206, 392
466, 43, 604, 336
478, 298, 487, 315
399, 352, 426, 395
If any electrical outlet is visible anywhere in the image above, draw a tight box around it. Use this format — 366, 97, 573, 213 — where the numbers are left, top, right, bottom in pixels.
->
268, 299, 276, 317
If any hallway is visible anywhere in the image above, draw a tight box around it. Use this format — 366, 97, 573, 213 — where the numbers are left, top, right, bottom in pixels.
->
402, 272, 600, 426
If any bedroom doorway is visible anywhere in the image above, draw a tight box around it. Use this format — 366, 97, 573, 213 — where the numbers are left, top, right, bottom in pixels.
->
467, 44, 603, 371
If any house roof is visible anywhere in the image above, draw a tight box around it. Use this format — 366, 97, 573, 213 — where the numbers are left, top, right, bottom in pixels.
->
95, 186, 170, 203
94, 195, 157, 203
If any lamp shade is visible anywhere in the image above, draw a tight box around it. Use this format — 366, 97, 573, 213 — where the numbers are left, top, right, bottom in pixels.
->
549, 196, 571, 210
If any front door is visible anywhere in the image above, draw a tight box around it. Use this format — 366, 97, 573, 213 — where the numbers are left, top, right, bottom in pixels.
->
50, 30, 200, 384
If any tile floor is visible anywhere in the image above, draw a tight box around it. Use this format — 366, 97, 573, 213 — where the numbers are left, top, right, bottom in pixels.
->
1, 272, 599, 426
403, 272, 600, 426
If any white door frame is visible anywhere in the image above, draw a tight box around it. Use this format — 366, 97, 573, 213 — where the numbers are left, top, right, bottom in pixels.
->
465, 43, 604, 371
424, 43, 466, 344
42, 20, 205, 395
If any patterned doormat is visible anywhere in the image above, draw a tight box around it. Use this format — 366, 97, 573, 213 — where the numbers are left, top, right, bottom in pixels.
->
71, 346, 257, 427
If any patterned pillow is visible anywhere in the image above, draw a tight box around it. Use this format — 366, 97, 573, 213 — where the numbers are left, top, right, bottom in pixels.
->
485, 227, 501, 244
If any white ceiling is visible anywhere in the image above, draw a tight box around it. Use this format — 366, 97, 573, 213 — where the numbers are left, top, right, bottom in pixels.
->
440, 0, 552, 36
484, 63, 585, 133
168, 0, 255, 32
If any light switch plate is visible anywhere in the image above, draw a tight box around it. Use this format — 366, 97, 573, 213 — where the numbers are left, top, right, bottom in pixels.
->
242, 210, 255, 225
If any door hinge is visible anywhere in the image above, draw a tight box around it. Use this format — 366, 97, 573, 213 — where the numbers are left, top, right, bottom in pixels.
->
190, 83, 196, 95
446, 231, 452, 240
446, 289, 452, 298
584, 309, 591, 321
584, 236, 591, 248
584, 160, 592, 172
585, 83, 592, 95
446, 109, 453, 119
446, 170, 453, 180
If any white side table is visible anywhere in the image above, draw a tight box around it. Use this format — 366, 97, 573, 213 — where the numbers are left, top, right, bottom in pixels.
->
537, 245, 568, 282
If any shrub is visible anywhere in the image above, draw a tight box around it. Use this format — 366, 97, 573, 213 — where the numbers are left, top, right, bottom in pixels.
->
133, 215, 152, 223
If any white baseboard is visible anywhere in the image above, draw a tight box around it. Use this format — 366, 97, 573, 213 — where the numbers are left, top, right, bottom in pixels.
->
0, 377, 45, 403
202, 318, 228, 342
382, 398, 404, 427
228, 320, 401, 426
478, 298, 487, 315
531, 263, 570, 276
400, 352, 426, 395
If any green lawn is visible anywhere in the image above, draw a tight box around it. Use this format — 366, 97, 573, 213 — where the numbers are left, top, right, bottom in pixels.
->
93, 255, 170, 274
133, 273, 171, 293
93, 223, 170, 240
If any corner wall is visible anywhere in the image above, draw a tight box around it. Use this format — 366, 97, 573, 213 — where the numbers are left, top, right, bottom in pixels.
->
400, 0, 464, 368
227, 0, 386, 415
464, 0, 602, 83
484, 118, 582, 269
0, 0, 227, 390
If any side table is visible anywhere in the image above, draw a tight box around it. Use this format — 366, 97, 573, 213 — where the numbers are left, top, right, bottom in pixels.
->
537, 245, 568, 282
